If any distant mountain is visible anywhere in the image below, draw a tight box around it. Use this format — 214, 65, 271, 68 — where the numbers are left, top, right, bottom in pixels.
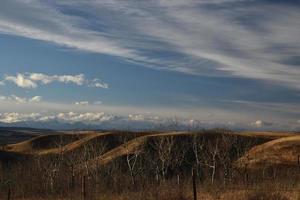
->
0, 119, 292, 132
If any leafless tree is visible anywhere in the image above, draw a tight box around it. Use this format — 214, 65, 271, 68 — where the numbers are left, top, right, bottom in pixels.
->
152, 136, 175, 182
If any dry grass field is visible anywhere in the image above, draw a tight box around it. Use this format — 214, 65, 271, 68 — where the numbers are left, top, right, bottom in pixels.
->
0, 129, 300, 200
236, 135, 300, 169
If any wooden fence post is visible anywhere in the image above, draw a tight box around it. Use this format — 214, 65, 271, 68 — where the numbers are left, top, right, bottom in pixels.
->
192, 167, 197, 200
297, 155, 300, 172
82, 175, 86, 200
71, 164, 75, 189
7, 184, 11, 200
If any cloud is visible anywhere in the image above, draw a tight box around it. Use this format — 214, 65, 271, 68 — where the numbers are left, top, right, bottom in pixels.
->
251, 120, 263, 127
0, 112, 42, 123
0, 95, 42, 104
0, 0, 299, 89
0, 0, 139, 62
0, 81, 5, 86
30, 96, 42, 103
75, 101, 89, 106
0, 112, 114, 124
0, 112, 160, 126
29, 73, 85, 85
75, 101, 105, 106
0, 110, 298, 131
5, 74, 37, 89
251, 120, 274, 128
128, 114, 145, 121
3, 73, 108, 89
89, 79, 109, 89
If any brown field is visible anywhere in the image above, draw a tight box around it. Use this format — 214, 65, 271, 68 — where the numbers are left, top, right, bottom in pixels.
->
0, 129, 300, 200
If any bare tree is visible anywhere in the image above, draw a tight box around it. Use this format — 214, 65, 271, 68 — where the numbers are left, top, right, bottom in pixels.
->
153, 136, 175, 182
192, 135, 205, 182
199, 137, 219, 184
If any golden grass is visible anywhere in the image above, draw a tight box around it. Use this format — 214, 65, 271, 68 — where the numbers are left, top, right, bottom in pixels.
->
234, 131, 297, 139
37, 132, 112, 155
4, 130, 298, 171
4, 131, 100, 155
235, 135, 300, 169
75, 131, 193, 172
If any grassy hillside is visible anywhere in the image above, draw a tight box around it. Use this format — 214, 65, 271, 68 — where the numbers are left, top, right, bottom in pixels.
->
0, 129, 299, 200
236, 135, 300, 169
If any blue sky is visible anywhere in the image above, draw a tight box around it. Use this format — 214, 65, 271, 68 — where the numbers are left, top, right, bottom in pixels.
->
0, 0, 299, 130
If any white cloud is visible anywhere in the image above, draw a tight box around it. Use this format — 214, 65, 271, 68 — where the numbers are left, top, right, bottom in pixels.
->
5, 74, 37, 89
0, 81, 5, 86
89, 79, 109, 89
0, 0, 139, 62
0, 95, 42, 104
75, 101, 89, 106
3, 73, 108, 89
5, 0, 295, 89
251, 120, 273, 128
251, 120, 263, 128
128, 114, 145, 121
29, 73, 85, 85
0, 110, 298, 131
0, 0, 299, 90
128, 114, 161, 123
11, 95, 27, 104
75, 100, 104, 105
30, 96, 42, 103
0, 112, 114, 124
0, 111, 159, 126
0, 112, 42, 123
57, 112, 114, 123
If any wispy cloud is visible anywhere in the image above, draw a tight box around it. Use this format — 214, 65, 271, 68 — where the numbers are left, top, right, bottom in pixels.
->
75, 100, 103, 106
0, 0, 299, 89
3, 73, 108, 89
88, 79, 109, 89
29, 73, 85, 85
75, 101, 89, 106
0, 95, 42, 104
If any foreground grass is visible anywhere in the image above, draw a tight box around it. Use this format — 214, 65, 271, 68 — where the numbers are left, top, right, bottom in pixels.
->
7, 183, 300, 200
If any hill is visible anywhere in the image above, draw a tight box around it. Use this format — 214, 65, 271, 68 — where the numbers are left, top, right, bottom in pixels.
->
235, 135, 300, 169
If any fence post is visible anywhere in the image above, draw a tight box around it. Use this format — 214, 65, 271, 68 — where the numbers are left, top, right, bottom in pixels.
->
82, 175, 86, 200
192, 167, 197, 200
7, 184, 11, 200
71, 164, 75, 189
298, 155, 300, 172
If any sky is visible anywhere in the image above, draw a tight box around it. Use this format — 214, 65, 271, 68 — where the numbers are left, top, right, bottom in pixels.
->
0, 0, 299, 130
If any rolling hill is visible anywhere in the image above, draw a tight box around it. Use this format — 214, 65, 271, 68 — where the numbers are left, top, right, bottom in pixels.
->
235, 135, 300, 169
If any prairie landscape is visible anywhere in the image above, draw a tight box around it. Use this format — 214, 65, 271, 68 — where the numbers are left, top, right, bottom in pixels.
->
1, 128, 300, 200
1, 0, 300, 199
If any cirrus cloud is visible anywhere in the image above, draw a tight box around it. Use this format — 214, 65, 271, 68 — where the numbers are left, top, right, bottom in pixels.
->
0, 0, 300, 89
